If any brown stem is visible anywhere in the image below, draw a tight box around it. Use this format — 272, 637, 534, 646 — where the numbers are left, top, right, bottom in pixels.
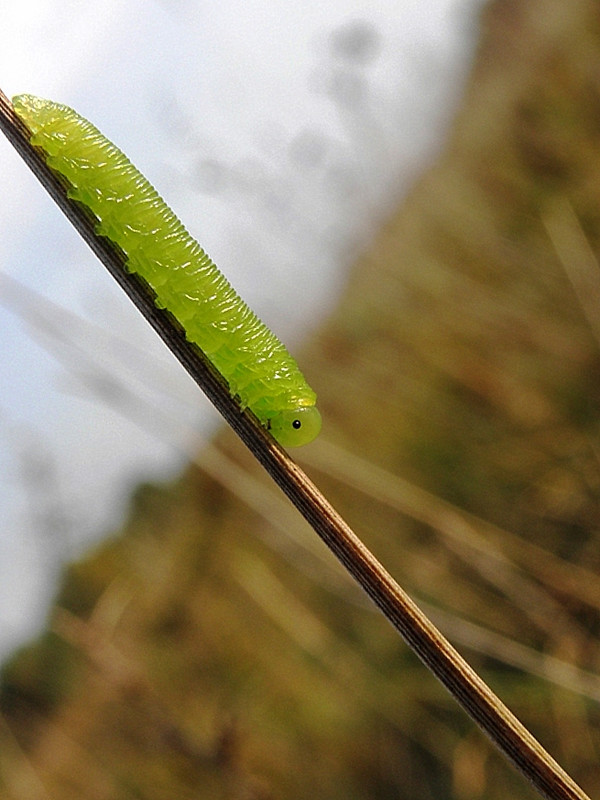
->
0, 87, 590, 800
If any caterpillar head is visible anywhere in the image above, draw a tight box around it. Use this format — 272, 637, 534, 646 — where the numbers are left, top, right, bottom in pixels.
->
268, 406, 322, 447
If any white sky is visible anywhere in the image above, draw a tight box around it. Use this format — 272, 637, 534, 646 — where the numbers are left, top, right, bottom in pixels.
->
0, 0, 484, 658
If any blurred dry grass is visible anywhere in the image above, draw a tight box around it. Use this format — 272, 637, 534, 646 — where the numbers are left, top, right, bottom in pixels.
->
2, 0, 600, 797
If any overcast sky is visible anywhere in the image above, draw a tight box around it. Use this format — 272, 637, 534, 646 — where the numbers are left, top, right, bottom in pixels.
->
0, 0, 484, 659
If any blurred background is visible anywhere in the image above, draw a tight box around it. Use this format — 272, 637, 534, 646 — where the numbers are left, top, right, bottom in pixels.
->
0, 0, 478, 658
2, 0, 600, 798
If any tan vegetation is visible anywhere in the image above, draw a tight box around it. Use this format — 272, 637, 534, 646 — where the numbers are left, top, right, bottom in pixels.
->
2, 0, 600, 796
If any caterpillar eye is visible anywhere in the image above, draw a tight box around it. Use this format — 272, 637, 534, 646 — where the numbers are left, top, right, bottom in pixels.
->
268, 407, 321, 447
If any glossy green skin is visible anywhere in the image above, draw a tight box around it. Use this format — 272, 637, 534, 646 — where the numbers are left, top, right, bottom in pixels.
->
13, 94, 321, 446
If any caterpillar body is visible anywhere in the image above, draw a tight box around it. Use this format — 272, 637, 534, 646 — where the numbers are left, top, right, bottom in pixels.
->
13, 94, 321, 447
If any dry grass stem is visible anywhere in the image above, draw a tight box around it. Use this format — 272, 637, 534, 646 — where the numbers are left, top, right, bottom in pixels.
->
0, 87, 590, 800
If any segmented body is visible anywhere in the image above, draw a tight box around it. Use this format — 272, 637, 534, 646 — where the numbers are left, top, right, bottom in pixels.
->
13, 94, 321, 446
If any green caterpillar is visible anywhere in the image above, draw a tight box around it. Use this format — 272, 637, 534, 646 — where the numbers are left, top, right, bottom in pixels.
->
13, 94, 321, 447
